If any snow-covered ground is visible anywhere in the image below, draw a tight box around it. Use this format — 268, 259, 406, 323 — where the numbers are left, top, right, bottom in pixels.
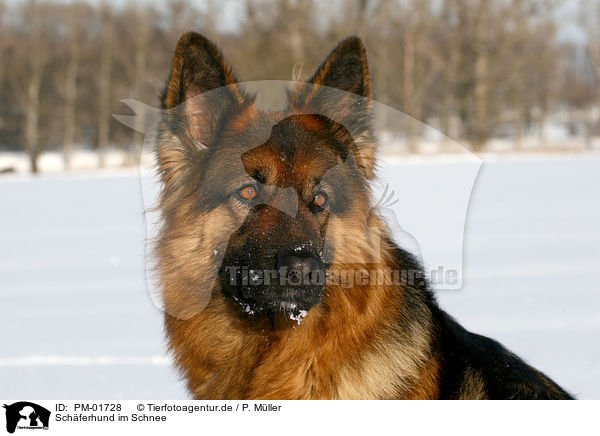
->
1, 155, 599, 399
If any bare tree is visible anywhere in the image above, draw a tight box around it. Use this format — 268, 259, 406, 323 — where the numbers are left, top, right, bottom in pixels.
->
126, 2, 150, 165
0, 0, 6, 93
15, 0, 51, 173
580, 1, 600, 145
401, 0, 439, 151
97, 4, 112, 168
472, 1, 490, 152
63, 2, 83, 169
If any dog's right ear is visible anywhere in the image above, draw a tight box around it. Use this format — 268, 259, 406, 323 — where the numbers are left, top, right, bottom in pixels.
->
161, 32, 244, 146
158, 33, 244, 201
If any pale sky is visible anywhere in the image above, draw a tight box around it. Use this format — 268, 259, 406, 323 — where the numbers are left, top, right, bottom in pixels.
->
4, 0, 592, 43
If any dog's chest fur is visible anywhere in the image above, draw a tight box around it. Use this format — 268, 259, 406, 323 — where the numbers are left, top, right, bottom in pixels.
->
165, 293, 440, 400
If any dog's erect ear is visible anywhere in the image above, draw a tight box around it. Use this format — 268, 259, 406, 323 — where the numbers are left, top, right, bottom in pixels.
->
158, 33, 244, 204
308, 36, 372, 99
292, 37, 376, 178
161, 32, 244, 147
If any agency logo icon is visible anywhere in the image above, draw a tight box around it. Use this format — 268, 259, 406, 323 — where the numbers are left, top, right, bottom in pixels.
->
3, 402, 50, 434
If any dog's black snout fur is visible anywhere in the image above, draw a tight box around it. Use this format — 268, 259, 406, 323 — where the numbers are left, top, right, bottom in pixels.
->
277, 253, 320, 284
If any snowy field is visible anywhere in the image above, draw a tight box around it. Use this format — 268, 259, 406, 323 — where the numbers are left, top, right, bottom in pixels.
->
1, 155, 599, 399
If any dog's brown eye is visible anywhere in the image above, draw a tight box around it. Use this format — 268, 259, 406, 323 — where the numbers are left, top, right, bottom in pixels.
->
238, 185, 257, 200
313, 192, 328, 208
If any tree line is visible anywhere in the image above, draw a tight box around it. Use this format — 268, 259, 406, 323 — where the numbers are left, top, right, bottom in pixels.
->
0, 0, 598, 172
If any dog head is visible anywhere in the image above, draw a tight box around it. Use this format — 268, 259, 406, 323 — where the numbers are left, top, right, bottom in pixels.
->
157, 33, 377, 321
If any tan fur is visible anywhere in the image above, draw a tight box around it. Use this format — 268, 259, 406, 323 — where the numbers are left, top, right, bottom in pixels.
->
457, 367, 488, 400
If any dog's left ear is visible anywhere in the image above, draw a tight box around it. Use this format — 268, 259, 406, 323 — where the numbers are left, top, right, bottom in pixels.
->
292, 37, 376, 178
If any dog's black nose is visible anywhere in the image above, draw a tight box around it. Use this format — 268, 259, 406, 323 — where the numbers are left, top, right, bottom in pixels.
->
277, 254, 320, 285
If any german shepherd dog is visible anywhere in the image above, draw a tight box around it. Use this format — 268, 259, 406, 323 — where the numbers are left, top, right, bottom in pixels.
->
155, 32, 573, 399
